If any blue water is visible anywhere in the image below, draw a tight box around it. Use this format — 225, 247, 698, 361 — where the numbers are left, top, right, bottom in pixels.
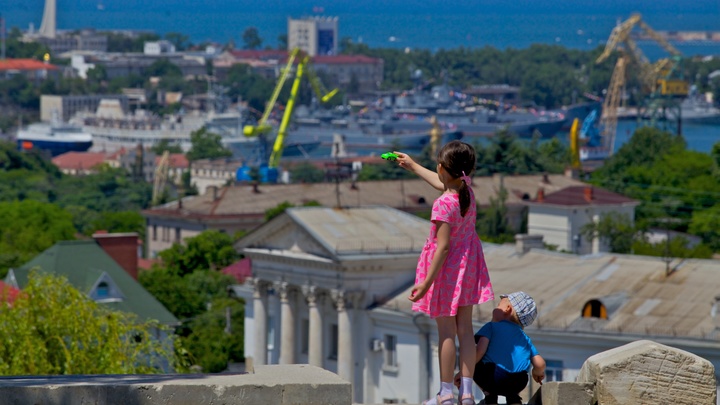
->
4, 0, 720, 154
4, 0, 720, 59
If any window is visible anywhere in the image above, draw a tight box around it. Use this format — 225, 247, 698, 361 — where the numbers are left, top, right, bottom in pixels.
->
175, 227, 181, 242
152, 225, 157, 241
384, 334, 397, 367
328, 324, 338, 360
582, 299, 607, 319
544, 359, 564, 382
96, 282, 110, 298
301, 319, 309, 355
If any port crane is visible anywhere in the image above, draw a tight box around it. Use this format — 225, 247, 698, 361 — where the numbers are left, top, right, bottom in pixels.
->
239, 48, 338, 182
595, 13, 688, 155
152, 150, 170, 206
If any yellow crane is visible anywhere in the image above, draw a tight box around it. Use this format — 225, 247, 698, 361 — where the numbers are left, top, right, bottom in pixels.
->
241, 48, 338, 182
152, 150, 170, 205
595, 13, 687, 155
596, 13, 686, 97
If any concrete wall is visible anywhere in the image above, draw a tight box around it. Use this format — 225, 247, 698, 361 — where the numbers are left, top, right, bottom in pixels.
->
0, 365, 352, 405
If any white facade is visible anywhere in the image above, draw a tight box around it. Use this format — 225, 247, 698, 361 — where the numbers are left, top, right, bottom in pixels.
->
234, 206, 720, 404
144, 40, 176, 55
526, 187, 639, 254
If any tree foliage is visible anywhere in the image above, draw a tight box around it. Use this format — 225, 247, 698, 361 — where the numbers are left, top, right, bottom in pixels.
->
0, 201, 76, 278
186, 128, 233, 162
242, 27, 263, 50
0, 272, 187, 375
138, 231, 243, 372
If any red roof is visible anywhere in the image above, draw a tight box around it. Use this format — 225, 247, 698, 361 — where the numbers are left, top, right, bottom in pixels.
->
0, 58, 59, 71
138, 258, 160, 271
0, 280, 20, 304
156, 153, 189, 169
222, 258, 252, 284
531, 186, 638, 206
228, 49, 288, 60
52, 152, 108, 171
312, 55, 382, 64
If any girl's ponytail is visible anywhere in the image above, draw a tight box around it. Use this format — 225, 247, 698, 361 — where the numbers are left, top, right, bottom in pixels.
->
459, 179, 471, 217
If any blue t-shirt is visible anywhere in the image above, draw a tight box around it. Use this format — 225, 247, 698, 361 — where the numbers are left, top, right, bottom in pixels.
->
476, 320, 539, 373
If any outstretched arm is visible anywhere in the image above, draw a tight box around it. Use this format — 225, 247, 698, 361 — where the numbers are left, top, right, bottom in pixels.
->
531, 354, 546, 385
394, 151, 444, 191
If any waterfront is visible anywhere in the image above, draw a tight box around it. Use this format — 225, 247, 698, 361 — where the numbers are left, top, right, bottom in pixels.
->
4, 1, 720, 59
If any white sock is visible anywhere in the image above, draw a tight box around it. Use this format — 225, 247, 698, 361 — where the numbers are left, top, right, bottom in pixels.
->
440, 381, 454, 397
461, 377, 473, 396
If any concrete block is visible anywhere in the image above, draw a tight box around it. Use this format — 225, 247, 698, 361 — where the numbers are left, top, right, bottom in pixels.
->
0, 364, 352, 405
577, 340, 716, 405
528, 382, 594, 405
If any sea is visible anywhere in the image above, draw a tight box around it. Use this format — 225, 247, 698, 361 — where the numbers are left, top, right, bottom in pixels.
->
3, 0, 720, 155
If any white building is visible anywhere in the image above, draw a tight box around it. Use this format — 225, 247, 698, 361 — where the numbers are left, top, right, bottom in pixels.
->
287, 17, 339, 56
526, 185, 640, 254
233, 205, 720, 404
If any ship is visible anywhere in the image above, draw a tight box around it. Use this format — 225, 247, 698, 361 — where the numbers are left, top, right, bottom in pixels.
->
16, 121, 93, 157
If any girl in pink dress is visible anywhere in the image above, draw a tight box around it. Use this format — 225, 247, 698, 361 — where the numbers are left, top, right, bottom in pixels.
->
394, 141, 494, 405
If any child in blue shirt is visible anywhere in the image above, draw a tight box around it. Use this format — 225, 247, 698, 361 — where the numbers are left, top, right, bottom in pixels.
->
456, 291, 546, 405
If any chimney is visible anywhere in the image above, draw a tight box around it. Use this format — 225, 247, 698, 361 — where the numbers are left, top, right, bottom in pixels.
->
541, 173, 550, 184
93, 232, 139, 280
584, 186, 594, 202
515, 234, 544, 255
537, 188, 545, 202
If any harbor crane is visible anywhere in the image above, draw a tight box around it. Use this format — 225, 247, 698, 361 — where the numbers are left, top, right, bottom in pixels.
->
596, 13, 688, 155
152, 150, 170, 206
239, 48, 338, 183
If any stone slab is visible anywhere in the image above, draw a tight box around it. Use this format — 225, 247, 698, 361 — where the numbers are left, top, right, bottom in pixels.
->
577, 340, 716, 405
528, 381, 594, 405
0, 364, 351, 405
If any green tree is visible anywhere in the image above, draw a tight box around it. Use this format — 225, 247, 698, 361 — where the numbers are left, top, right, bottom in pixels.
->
186, 128, 233, 161
688, 204, 720, 252
150, 139, 184, 155
580, 212, 638, 254
242, 27, 262, 50
0, 272, 186, 375
164, 32, 192, 51
158, 230, 240, 276
89, 211, 146, 239
289, 162, 325, 183
476, 186, 515, 243
0, 201, 76, 278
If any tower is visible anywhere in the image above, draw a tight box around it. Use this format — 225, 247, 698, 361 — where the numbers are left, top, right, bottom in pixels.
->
39, 0, 57, 38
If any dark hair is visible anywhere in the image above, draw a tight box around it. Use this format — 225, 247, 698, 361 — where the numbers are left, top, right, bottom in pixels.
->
436, 140, 476, 217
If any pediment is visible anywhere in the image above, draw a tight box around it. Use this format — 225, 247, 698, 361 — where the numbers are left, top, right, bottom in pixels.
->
236, 213, 334, 259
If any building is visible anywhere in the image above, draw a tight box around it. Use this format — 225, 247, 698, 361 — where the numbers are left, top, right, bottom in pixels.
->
142, 174, 586, 259
525, 185, 640, 254
41, 94, 129, 122
288, 17, 339, 56
6, 234, 177, 327
0, 59, 59, 83
189, 158, 241, 195
70, 52, 206, 80
144, 40, 176, 56
51, 151, 109, 175
24, 0, 107, 55
232, 206, 720, 404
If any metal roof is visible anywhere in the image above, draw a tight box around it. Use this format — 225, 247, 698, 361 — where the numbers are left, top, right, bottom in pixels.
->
379, 244, 720, 342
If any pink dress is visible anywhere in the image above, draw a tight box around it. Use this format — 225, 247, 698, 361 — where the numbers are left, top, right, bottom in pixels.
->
412, 188, 494, 318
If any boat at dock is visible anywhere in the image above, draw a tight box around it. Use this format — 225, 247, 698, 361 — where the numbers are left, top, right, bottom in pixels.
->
16, 121, 93, 157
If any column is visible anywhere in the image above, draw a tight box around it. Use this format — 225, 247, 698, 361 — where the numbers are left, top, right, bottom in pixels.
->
333, 290, 363, 384
303, 285, 324, 368
252, 279, 268, 367
278, 282, 296, 365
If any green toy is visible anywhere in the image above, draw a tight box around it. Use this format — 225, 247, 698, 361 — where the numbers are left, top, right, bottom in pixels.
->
381, 152, 399, 161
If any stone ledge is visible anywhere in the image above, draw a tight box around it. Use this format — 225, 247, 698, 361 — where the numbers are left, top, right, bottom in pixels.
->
0, 364, 351, 405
